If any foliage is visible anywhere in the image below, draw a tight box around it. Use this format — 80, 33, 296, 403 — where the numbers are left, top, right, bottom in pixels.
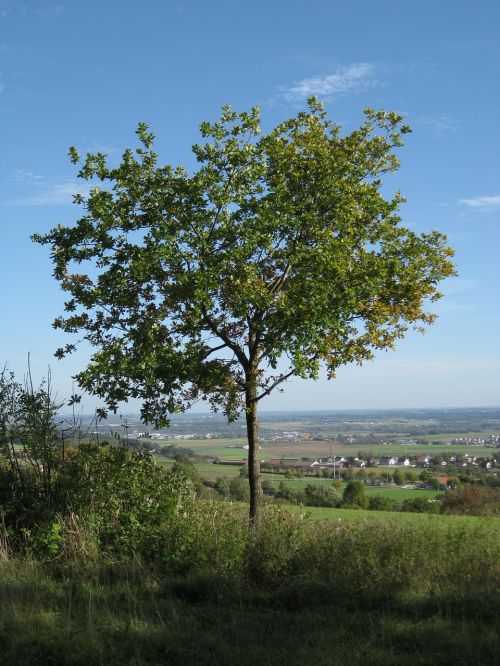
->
303, 483, 340, 507
342, 480, 369, 508
428, 476, 442, 490
170, 459, 203, 493
261, 478, 275, 495
401, 497, 440, 514
59, 445, 194, 556
0, 367, 195, 557
0, 366, 75, 528
33, 100, 455, 519
368, 495, 395, 511
392, 468, 405, 485
441, 486, 500, 516
228, 476, 250, 501
214, 477, 230, 498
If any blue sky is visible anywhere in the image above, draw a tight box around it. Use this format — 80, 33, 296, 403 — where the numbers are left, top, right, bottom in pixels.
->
1, 0, 499, 412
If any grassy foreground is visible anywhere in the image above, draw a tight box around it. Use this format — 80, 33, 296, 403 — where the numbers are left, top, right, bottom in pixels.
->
0, 560, 498, 666
1, 502, 499, 666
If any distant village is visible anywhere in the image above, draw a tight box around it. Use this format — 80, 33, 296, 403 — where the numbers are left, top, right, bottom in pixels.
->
258, 452, 499, 471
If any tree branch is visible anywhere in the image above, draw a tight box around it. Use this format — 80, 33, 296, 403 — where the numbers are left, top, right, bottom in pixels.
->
254, 370, 294, 402
201, 305, 249, 370
203, 342, 229, 357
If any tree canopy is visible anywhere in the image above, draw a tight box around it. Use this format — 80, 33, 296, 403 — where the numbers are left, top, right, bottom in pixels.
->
33, 99, 455, 520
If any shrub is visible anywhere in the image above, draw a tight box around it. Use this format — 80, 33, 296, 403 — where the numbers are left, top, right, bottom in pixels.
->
401, 497, 440, 514
368, 495, 395, 512
57, 445, 194, 556
229, 477, 250, 501
159, 498, 247, 576
214, 477, 230, 497
261, 479, 275, 496
441, 486, 500, 516
342, 480, 369, 509
303, 484, 340, 508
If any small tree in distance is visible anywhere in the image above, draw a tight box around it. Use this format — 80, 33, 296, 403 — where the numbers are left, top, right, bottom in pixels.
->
342, 480, 369, 509
33, 99, 455, 523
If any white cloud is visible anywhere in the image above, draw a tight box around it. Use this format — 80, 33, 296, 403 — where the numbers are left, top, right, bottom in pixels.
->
439, 278, 479, 296
432, 301, 476, 314
417, 114, 461, 136
82, 141, 119, 155
35, 5, 64, 18
280, 63, 377, 102
0, 3, 63, 20
13, 169, 44, 184
459, 195, 500, 211
5, 179, 90, 206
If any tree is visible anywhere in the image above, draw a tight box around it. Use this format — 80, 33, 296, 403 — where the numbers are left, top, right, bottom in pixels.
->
392, 468, 405, 485
355, 468, 367, 482
33, 99, 455, 523
214, 477, 230, 498
428, 476, 442, 490
342, 480, 369, 509
229, 476, 250, 502
419, 469, 432, 483
0, 365, 76, 518
404, 470, 417, 483
368, 495, 394, 512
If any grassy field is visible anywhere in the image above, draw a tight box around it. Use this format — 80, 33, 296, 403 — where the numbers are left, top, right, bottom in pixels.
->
279, 504, 499, 525
270, 479, 443, 500
1, 502, 498, 665
158, 458, 444, 502
0, 559, 497, 665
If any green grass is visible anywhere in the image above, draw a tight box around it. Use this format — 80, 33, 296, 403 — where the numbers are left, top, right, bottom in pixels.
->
156, 460, 444, 501
280, 504, 500, 526
163, 460, 444, 501
1, 504, 499, 665
262, 476, 442, 498
0, 559, 498, 665
363, 486, 442, 499
156, 458, 246, 480
197, 461, 246, 476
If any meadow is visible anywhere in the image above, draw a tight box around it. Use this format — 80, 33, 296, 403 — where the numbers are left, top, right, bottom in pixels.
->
281, 503, 499, 524
1, 396, 499, 665
158, 458, 445, 501
1, 502, 499, 665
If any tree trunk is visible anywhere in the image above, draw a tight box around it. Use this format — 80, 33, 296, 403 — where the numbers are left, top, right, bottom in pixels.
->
245, 369, 262, 525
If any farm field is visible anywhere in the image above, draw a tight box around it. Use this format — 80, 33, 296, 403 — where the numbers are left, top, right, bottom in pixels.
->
155, 437, 497, 460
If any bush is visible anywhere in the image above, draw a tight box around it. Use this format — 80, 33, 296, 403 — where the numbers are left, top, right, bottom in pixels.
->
303, 484, 340, 508
214, 477, 230, 497
261, 479, 275, 496
275, 483, 304, 505
159, 499, 247, 575
441, 486, 500, 516
229, 477, 250, 501
401, 497, 440, 514
368, 496, 396, 512
342, 480, 369, 509
1, 437, 194, 558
